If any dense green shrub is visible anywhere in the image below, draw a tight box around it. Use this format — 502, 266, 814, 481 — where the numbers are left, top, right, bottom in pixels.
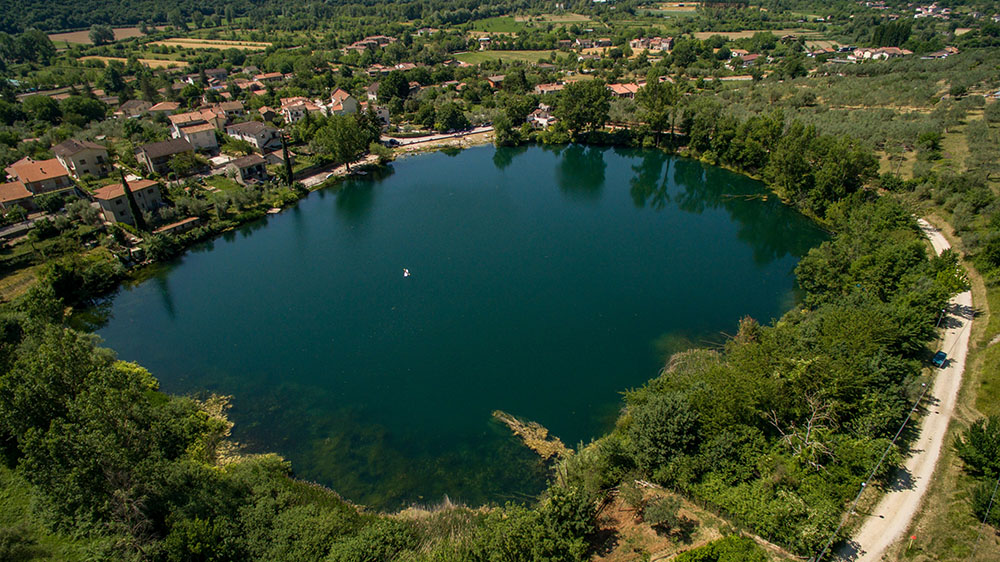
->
673, 536, 768, 562
957, 417, 1000, 478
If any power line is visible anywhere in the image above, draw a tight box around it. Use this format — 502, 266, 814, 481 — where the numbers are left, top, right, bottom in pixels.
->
811, 381, 930, 562
969, 473, 1000, 560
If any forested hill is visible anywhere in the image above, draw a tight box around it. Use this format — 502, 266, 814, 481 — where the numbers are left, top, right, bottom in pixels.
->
0, 0, 831, 34
0, 0, 570, 34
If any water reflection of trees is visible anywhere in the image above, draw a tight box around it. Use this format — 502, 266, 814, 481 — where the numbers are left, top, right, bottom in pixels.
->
492, 144, 530, 170
555, 144, 606, 201
674, 159, 825, 264
629, 150, 671, 210
334, 166, 395, 223
628, 154, 825, 265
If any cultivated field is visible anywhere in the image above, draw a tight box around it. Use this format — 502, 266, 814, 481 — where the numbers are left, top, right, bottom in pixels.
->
805, 40, 840, 50
653, 2, 700, 12
691, 28, 819, 40
150, 38, 271, 51
454, 50, 553, 64
80, 56, 189, 68
469, 16, 525, 33
48, 26, 166, 45
514, 13, 592, 23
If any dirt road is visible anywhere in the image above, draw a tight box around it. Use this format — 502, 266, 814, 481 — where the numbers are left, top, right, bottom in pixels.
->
839, 218, 973, 561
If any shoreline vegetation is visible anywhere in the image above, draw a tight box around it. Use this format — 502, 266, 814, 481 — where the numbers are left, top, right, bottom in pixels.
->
492, 410, 571, 462
2, 0, 1000, 559
0, 133, 969, 561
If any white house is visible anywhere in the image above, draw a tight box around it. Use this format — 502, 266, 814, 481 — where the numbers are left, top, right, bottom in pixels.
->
52, 139, 111, 179
225, 121, 282, 151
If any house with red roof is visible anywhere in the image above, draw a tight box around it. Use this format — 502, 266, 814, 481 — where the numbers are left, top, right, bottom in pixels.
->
92, 179, 163, 225
5, 157, 73, 195
0, 180, 35, 211
329, 89, 359, 115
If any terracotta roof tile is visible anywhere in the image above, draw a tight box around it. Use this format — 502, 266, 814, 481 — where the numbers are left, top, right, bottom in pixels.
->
93, 179, 159, 201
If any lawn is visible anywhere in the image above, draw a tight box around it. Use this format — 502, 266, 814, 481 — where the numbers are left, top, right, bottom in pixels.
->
204, 175, 242, 192
469, 16, 526, 33
454, 50, 554, 65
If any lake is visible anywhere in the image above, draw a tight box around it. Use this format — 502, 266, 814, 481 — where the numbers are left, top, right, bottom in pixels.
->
94, 144, 826, 509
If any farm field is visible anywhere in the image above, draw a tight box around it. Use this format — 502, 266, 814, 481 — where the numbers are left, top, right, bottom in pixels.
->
805, 40, 841, 50
514, 13, 592, 23
150, 38, 271, 50
79, 55, 189, 68
691, 28, 820, 40
48, 26, 166, 45
469, 16, 525, 33
454, 50, 553, 64
652, 2, 699, 12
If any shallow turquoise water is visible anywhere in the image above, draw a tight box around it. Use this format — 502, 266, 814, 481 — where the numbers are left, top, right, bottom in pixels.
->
95, 144, 826, 509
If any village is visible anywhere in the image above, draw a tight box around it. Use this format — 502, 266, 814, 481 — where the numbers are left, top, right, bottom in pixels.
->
0, 2, 1000, 286
1, 12, 977, 263
1, 0, 1000, 561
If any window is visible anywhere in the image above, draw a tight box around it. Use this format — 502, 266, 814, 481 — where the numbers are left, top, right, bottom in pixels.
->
80, 159, 86, 164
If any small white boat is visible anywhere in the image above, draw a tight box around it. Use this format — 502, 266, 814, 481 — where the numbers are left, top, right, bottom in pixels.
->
403, 268, 411, 277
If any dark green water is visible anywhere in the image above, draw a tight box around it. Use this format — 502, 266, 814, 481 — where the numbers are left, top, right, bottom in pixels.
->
95, 145, 825, 509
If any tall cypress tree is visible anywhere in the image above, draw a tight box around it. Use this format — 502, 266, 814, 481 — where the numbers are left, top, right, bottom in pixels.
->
281, 133, 293, 186
119, 169, 148, 232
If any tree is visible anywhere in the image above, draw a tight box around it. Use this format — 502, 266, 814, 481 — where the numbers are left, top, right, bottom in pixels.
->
139, 74, 159, 102
957, 416, 1000, 478
434, 102, 469, 133
60, 95, 107, 126
378, 71, 410, 103
168, 9, 188, 32
555, 79, 610, 139
98, 62, 128, 96
504, 68, 529, 94
16, 29, 55, 64
0, 99, 25, 125
170, 152, 202, 177
281, 134, 293, 185
89, 24, 114, 46
119, 171, 148, 232
626, 391, 700, 472
643, 496, 681, 534
315, 115, 367, 171
21, 95, 61, 123
636, 74, 679, 147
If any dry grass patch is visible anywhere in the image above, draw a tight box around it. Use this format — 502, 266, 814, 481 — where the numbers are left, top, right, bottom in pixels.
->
653, 2, 700, 12
48, 26, 166, 45
80, 55, 189, 68
691, 28, 818, 40
0, 265, 39, 303
152, 38, 271, 51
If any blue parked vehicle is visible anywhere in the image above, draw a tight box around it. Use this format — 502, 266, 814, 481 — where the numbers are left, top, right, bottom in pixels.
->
932, 351, 948, 368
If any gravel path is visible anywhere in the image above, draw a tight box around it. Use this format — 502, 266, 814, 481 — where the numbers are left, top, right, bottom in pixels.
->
839, 218, 973, 561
